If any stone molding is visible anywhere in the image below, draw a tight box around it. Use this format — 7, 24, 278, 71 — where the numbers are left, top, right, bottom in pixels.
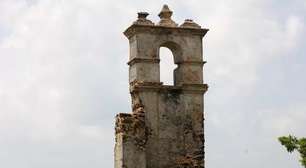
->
124, 25, 209, 39
127, 58, 160, 66
129, 81, 208, 94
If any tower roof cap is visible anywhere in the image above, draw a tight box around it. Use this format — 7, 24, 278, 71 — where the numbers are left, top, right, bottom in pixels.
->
157, 4, 177, 27
158, 4, 172, 17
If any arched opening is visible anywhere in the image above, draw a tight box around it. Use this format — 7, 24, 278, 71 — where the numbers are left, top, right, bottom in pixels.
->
159, 47, 177, 85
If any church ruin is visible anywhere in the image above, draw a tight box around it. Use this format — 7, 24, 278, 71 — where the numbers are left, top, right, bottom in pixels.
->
115, 5, 209, 168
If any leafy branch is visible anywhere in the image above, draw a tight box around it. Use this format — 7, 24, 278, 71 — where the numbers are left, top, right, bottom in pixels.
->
278, 135, 306, 168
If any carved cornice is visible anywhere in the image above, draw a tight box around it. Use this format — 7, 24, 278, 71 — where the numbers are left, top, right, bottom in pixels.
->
176, 61, 207, 66
123, 24, 209, 39
128, 58, 206, 66
127, 58, 160, 66
180, 84, 208, 94
129, 81, 208, 94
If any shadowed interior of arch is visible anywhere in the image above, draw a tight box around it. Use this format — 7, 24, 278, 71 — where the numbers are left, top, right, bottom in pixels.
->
159, 47, 177, 85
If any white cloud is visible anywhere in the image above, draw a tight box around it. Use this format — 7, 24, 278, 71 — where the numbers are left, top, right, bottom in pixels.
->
261, 103, 306, 136
0, 0, 305, 168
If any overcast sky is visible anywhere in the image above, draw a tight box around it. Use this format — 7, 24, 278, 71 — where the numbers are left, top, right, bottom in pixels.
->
0, 0, 306, 168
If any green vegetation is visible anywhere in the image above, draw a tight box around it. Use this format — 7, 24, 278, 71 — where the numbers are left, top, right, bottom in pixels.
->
278, 135, 306, 168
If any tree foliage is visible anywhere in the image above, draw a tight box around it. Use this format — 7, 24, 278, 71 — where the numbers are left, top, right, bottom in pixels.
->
278, 135, 306, 167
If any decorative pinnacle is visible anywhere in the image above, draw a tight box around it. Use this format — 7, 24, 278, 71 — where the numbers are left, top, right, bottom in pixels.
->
133, 11, 154, 26
158, 4, 173, 19
180, 19, 201, 29
138, 12, 149, 19
157, 4, 177, 27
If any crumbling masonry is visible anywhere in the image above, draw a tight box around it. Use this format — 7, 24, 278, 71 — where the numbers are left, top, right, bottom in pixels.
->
115, 5, 209, 168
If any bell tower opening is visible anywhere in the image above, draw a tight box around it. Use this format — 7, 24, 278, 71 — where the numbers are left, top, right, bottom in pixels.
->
159, 47, 177, 85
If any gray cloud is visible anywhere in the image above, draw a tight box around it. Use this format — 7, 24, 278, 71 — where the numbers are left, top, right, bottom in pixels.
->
0, 0, 305, 168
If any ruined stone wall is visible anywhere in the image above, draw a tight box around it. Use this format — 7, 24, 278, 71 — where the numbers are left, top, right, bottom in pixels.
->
115, 83, 207, 168
145, 87, 205, 168
115, 5, 208, 168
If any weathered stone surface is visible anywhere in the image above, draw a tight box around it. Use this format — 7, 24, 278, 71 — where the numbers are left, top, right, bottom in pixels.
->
115, 4, 208, 168
157, 4, 178, 27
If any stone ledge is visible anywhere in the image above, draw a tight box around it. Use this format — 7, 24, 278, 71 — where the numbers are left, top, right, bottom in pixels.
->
124, 24, 209, 39
127, 58, 160, 66
129, 82, 208, 94
176, 61, 207, 65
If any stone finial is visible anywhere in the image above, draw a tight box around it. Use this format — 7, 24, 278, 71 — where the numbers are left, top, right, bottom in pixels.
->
180, 19, 201, 29
133, 12, 154, 26
157, 5, 178, 27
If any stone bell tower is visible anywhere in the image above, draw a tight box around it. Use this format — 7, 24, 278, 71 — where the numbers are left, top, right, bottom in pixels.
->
115, 5, 209, 168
